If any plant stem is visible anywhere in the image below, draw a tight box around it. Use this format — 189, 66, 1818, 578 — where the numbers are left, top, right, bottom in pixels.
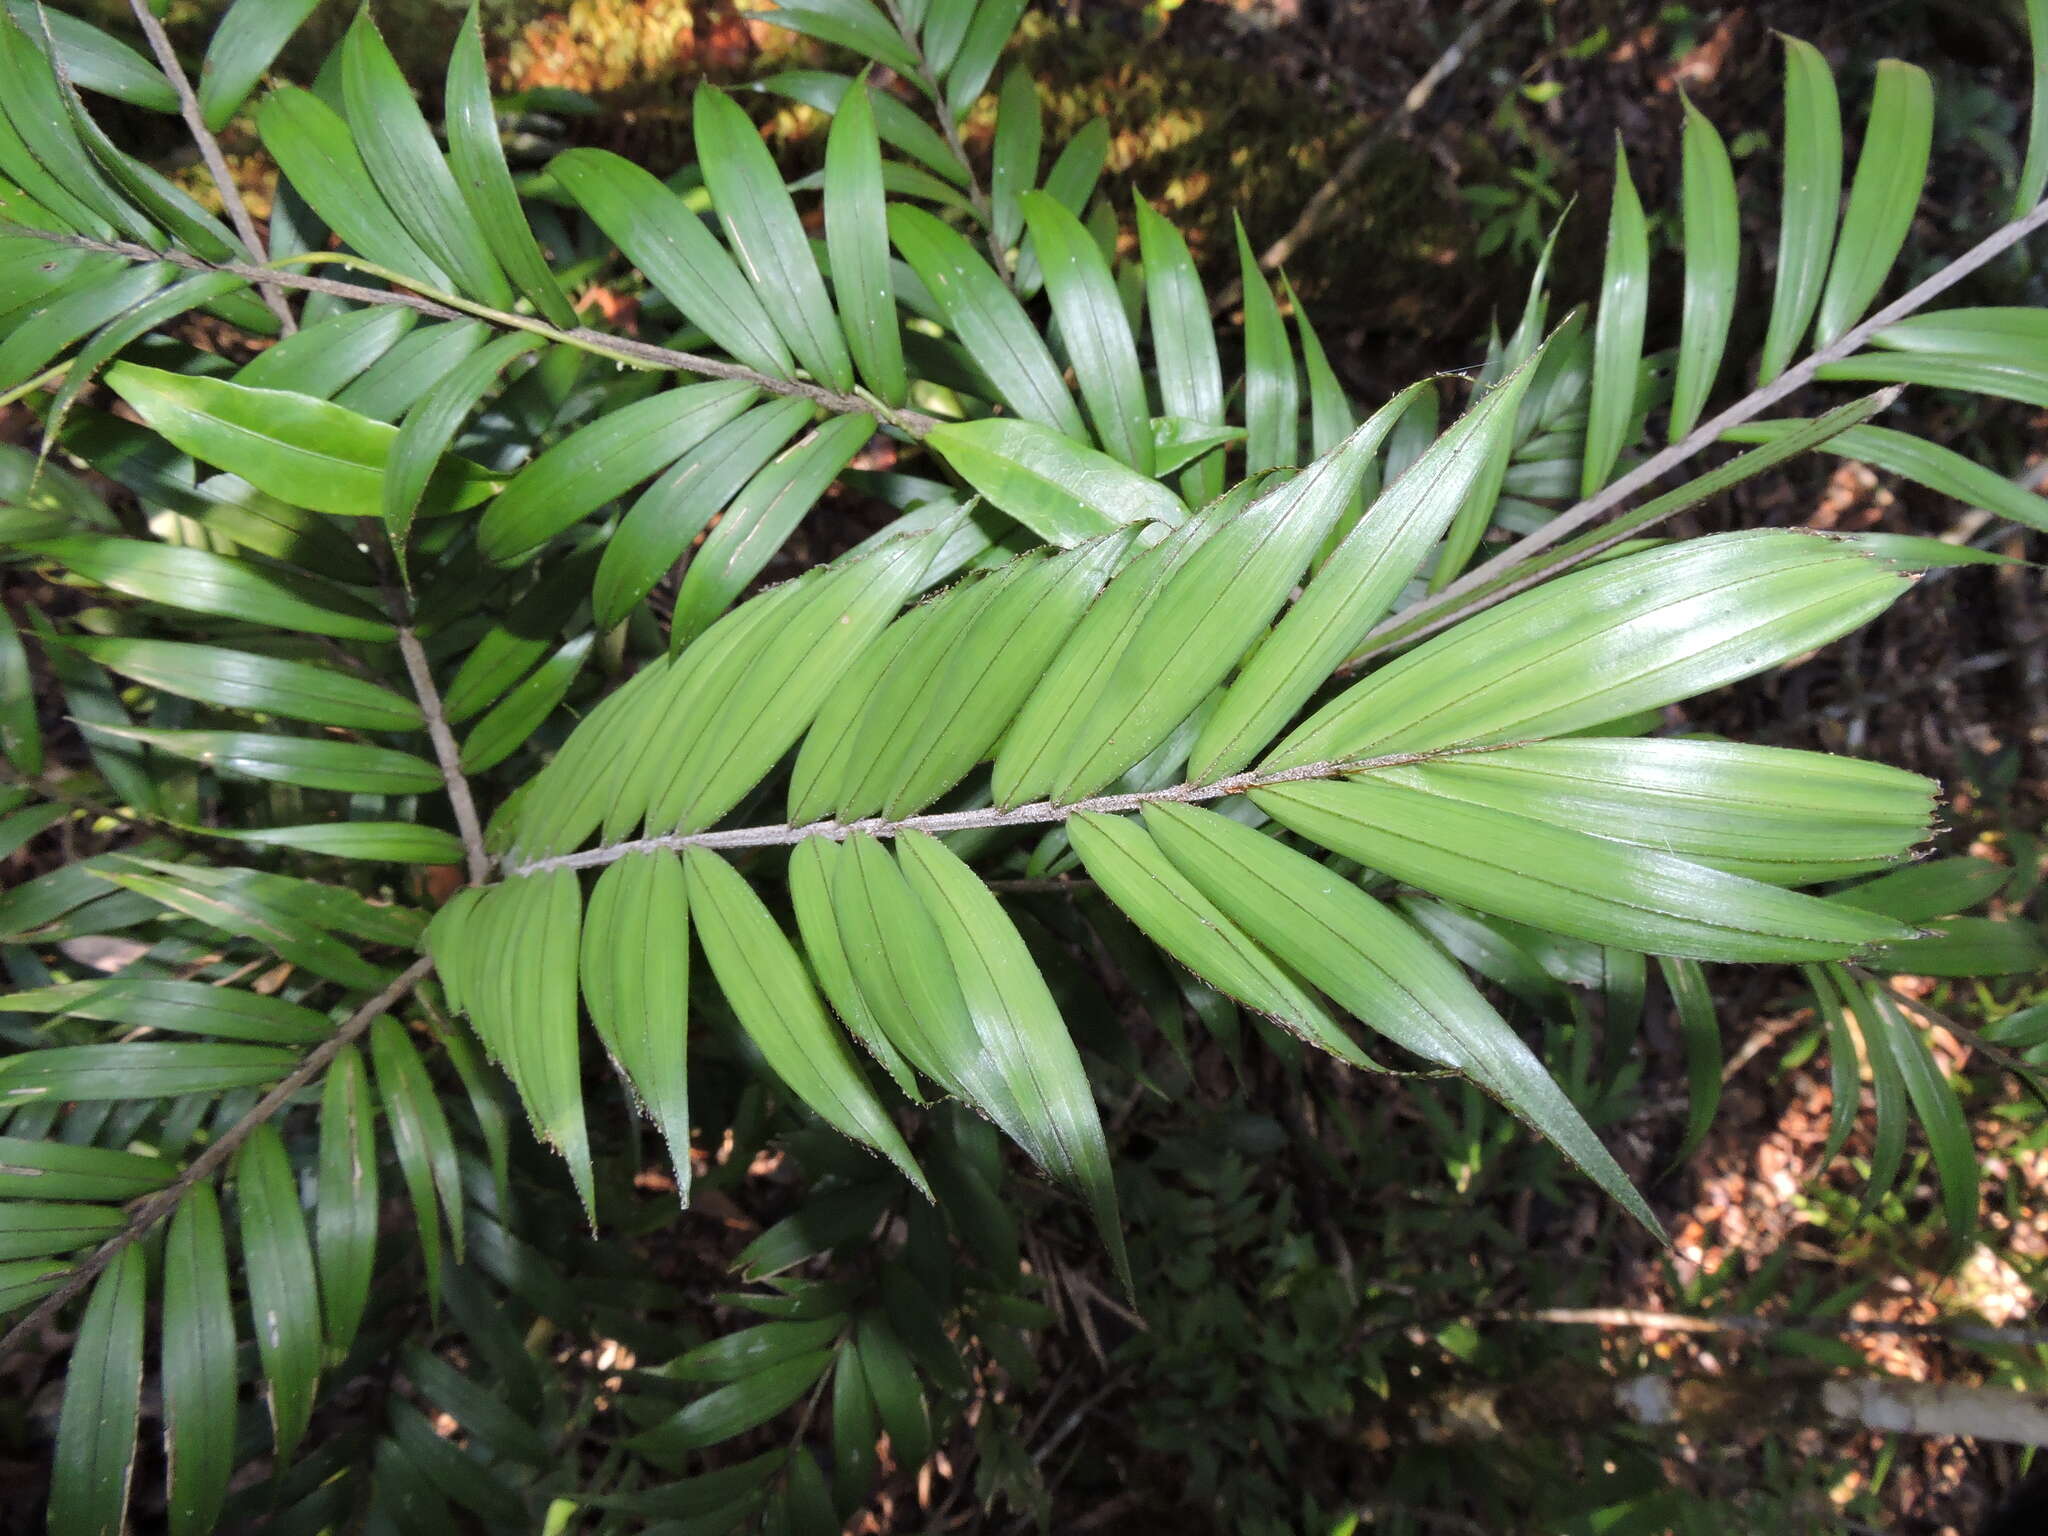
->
1344, 389, 1903, 670
1350, 193, 2048, 665
877, 0, 1014, 287
0, 362, 69, 411
0, 953, 434, 1363
359, 532, 492, 884
14, 102, 2048, 665
0, 228, 942, 436
121, 0, 296, 335
395, 625, 491, 886
502, 740, 1525, 877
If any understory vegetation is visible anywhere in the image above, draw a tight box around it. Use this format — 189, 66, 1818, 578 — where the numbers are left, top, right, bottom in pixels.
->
1, 1, 2046, 1532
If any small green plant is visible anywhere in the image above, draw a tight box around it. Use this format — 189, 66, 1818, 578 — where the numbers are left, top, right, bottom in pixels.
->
1, 0, 2047, 1529
1460, 147, 1567, 262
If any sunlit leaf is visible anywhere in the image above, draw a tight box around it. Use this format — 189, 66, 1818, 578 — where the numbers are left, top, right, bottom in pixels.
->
1583, 139, 1647, 496
1814, 60, 1932, 346
1758, 35, 1841, 383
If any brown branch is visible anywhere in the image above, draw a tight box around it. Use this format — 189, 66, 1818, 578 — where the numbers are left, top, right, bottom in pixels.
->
0, 227, 942, 436
394, 626, 491, 885
121, 0, 296, 335
0, 953, 434, 1362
